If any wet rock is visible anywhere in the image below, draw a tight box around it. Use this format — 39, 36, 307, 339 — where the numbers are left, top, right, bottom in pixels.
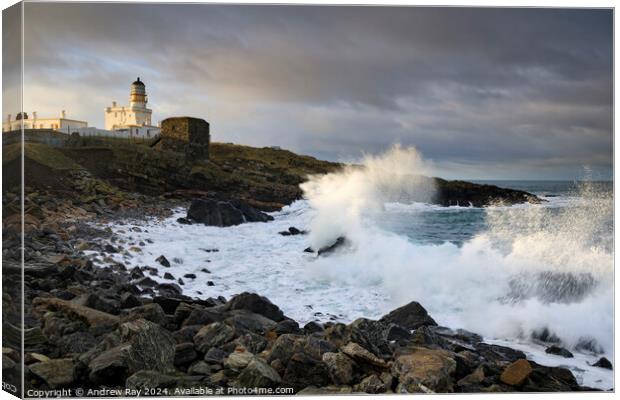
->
224, 292, 285, 322
317, 237, 348, 256
500, 359, 532, 386
163, 272, 174, 280
475, 343, 527, 364
348, 318, 391, 357
456, 365, 485, 387
234, 333, 268, 354
380, 301, 437, 330
393, 347, 457, 393
303, 247, 314, 253
155, 255, 171, 268
193, 322, 236, 352
575, 337, 604, 354
29, 358, 76, 388
187, 199, 252, 227
225, 310, 277, 335
234, 358, 282, 389
545, 345, 574, 358
75, 293, 120, 315
184, 273, 196, 279
322, 352, 355, 385
592, 357, 612, 370
33, 297, 119, 335
176, 217, 192, 225
135, 277, 158, 288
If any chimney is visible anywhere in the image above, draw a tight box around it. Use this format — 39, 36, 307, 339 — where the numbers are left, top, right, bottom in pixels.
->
61, 110, 66, 118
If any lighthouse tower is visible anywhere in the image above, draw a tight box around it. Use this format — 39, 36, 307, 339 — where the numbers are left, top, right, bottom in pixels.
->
129, 77, 148, 108
104, 77, 156, 132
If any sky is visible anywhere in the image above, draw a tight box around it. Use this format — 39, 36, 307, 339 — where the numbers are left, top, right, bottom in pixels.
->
12, 3, 614, 180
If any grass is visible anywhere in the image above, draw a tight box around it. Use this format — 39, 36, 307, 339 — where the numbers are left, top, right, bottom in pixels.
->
3, 142, 83, 170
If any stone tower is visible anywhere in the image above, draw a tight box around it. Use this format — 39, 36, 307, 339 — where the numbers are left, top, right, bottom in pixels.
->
159, 117, 210, 161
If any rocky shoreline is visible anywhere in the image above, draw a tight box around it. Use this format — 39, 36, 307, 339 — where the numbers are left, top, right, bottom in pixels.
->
2, 188, 612, 395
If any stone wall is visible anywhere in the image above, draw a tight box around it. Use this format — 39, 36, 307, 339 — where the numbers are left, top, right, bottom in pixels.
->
160, 117, 210, 161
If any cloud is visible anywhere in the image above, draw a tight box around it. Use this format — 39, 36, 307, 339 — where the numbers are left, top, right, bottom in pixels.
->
16, 3, 613, 179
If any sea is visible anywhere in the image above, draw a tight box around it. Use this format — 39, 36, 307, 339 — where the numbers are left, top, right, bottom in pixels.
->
95, 149, 614, 390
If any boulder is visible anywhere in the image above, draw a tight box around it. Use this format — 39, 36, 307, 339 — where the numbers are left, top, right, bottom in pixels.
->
224, 351, 255, 370
155, 255, 171, 268
193, 322, 235, 353
121, 303, 167, 326
592, 357, 612, 370
32, 297, 119, 335
317, 237, 348, 256
392, 347, 456, 393
500, 359, 532, 386
224, 293, 285, 322
341, 342, 388, 369
545, 345, 574, 358
348, 318, 391, 358
380, 301, 437, 330
174, 343, 198, 366
353, 374, 389, 394
235, 358, 282, 389
29, 358, 76, 388
322, 352, 355, 385
225, 310, 277, 335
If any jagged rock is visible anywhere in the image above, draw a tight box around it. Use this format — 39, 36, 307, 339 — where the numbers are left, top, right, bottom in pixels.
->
234, 333, 268, 354
475, 343, 527, 364
592, 357, 612, 370
74, 293, 120, 315
235, 358, 282, 388
545, 345, 574, 358
55, 331, 97, 355
29, 358, 76, 388
155, 255, 171, 268
500, 359, 532, 386
380, 301, 437, 330
193, 322, 235, 352
322, 352, 355, 385
522, 363, 579, 391
224, 292, 285, 322
341, 342, 388, 369
393, 347, 456, 393
456, 365, 485, 387
349, 318, 391, 357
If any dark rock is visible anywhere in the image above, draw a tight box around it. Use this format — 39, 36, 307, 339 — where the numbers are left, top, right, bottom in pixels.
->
135, 277, 157, 288
475, 343, 527, 364
349, 318, 391, 358
155, 255, 171, 268
207, 281, 215, 286
274, 319, 301, 335
120, 293, 142, 309
575, 337, 604, 354
201, 268, 211, 273
204, 347, 228, 364
55, 331, 97, 356
592, 357, 612, 370
224, 292, 285, 322
304, 321, 324, 334
187, 198, 273, 227
545, 345, 574, 358
182, 308, 223, 327
322, 352, 355, 385
234, 358, 282, 389
174, 342, 198, 366
317, 237, 348, 256
225, 310, 277, 335
75, 293, 120, 315
193, 322, 236, 353
234, 333, 268, 354
157, 282, 183, 297
303, 247, 315, 253
173, 325, 203, 345
121, 303, 167, 326
184, 273, 196, 279
385, 323, 412, 343
380, 301, 437, 330
163, 272, 174, 280
176, 217, 192, 225
29, 358, 76, 388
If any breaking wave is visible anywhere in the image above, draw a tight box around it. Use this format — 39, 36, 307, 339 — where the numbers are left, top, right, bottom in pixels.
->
301, 146, 613, 354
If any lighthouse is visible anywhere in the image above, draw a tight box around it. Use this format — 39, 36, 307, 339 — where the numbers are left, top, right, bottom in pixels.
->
104, 77, 157, 135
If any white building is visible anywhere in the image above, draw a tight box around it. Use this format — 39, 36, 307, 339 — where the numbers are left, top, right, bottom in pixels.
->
104, 77, 160, 138
2, 110, 88, 133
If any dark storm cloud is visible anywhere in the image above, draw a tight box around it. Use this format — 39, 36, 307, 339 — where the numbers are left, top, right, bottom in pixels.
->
18, 3, 613, 179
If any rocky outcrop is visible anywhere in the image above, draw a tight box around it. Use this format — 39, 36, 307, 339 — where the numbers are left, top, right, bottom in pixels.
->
187, 198, 274, 227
